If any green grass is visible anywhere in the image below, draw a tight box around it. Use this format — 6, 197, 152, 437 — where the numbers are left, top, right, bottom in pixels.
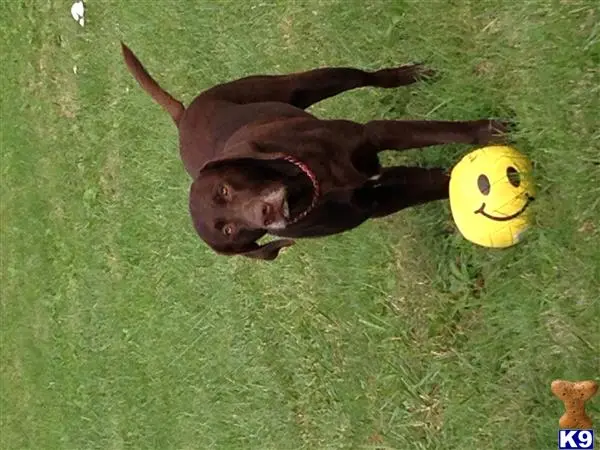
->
1, 1, 599, 449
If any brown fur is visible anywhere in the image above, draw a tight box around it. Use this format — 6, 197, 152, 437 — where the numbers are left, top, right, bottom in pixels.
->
121, 42, 508, 260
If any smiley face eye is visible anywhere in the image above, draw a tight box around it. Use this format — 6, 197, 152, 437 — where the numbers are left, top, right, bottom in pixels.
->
477, 174, 491, 195
222, 224, 234, 236
506, 166, 521, 187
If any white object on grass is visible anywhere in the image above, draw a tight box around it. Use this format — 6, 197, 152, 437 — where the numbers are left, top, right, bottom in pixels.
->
71, 1, 85, 27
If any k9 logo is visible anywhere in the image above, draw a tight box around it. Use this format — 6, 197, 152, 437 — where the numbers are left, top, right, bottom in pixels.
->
558, 429, 595, 449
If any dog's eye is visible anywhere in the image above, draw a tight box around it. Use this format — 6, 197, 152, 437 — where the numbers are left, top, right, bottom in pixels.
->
222, 224, 234, 236
219, 185, 229, 198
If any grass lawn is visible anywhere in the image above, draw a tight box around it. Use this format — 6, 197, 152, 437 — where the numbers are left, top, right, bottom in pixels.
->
1, 1, 599, 449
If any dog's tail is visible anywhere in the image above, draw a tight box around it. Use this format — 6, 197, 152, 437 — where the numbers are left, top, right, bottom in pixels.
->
121, 42, 185, 125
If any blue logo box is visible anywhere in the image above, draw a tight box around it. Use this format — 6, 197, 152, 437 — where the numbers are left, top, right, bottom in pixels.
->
558, 429, 594, 449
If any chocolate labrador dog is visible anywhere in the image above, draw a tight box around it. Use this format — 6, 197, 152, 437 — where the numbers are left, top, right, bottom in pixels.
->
121, 43, 507, 260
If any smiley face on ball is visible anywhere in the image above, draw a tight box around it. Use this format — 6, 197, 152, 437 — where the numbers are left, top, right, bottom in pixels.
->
449, 146, 535, 248
473, 164, 534, 221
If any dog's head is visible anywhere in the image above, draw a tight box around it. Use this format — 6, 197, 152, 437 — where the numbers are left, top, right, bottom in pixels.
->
189, 155, 317, 260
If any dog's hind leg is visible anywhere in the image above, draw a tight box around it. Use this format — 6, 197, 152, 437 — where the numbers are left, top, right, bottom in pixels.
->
201, 64, 433, 109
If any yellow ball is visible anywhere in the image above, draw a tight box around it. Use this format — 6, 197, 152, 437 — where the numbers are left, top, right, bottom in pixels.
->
449, 145, 535, 248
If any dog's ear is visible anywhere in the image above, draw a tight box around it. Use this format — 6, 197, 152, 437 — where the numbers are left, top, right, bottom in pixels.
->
221, 239, 295, 260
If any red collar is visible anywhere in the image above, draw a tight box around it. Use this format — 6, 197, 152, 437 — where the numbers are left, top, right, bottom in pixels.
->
282, 155, 320, 224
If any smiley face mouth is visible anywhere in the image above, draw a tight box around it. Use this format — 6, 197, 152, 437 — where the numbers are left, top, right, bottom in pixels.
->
474, 194, 534, 222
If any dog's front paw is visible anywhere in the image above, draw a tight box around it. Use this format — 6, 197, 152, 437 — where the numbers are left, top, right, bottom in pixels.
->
473, 119, 515, 145
373, 64, 436, 88
410, 63, 437, 80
